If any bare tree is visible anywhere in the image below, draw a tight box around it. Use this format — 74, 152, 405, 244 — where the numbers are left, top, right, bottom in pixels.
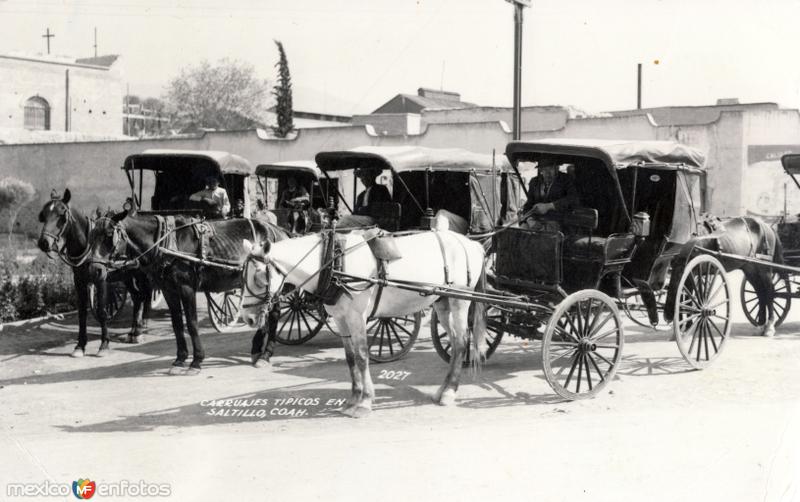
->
164, 59, 270, 131
0, 177, 35, 244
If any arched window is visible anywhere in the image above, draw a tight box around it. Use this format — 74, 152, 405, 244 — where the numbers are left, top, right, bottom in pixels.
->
24, 96, 50, 130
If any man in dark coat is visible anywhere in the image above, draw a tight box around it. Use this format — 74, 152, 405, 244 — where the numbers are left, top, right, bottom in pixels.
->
354, 167, 391, 216
520, 158, 579, 230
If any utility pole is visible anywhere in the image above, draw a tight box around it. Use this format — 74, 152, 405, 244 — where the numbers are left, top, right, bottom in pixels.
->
637, 63, 642, 109
93, 27, 98, 57
42, 28, 55, 55
506, 0, 531, 141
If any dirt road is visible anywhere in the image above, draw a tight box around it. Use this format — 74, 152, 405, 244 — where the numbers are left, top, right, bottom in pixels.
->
1, 272, 799, 501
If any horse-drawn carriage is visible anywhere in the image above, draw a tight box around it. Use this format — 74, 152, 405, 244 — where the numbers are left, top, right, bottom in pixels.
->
120, 149, 256, 332
313, 146, 523, 361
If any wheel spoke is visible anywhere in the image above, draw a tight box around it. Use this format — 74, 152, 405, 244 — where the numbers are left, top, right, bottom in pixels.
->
388, 322, 406, 349
704, 318, 719, 353
586, 353, 606, 382
561, 352, 581, 386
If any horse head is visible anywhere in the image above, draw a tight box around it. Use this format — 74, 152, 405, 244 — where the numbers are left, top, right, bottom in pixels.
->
37, 188, 72, 254
88, 210, 129, 282
240, 238, 281, 328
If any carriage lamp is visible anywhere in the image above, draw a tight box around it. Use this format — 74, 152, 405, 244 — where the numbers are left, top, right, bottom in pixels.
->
632, 211, 651, 237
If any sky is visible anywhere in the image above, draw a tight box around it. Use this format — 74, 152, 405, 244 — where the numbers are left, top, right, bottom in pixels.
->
2, 0, 800, 116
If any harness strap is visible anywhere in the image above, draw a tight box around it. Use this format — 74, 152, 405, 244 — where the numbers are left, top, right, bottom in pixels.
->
432, 230, 452, 285
368, 260, 387, 319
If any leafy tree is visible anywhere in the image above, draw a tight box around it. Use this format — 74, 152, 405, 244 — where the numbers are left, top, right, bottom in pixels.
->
272, 40, 294, 138
164, 58, 270, 131
0, 177, 35, 244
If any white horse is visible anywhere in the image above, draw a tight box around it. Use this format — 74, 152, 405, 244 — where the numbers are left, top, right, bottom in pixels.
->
240, 220, 487, 418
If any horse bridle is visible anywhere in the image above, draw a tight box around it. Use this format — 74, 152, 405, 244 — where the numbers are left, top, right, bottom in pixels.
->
240, 254, 278, 312
40, 199, 93, 267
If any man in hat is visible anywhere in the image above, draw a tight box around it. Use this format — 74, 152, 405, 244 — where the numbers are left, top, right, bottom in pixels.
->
354, 167, 391, 216
190, 175, 231, 218
520, 157, 579, 231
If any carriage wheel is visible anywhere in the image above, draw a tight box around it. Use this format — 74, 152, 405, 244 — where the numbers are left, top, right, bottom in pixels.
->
739, 273, 791, 328
620, 278, 671, 331
89, 281, 128, 322
673, 255, 731, 369
275, 289, 325, 345
430, 307, 505, 366
542, 290, 624, 400
206, 289, 245, 333
367, 313, 422, 363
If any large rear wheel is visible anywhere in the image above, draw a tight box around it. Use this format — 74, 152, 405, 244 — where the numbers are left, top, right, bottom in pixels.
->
739, 273, 790, 328
542, 290, 624, 400
367, 313, 422, 363
89, 281, 128, 322
274, 289, 326, 345
430, 306, 505, 366
673, 255, 731, 369
206, 289, 245, 333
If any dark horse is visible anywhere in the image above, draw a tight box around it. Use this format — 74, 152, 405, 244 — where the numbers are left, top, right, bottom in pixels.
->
665, 216, 784, 336
37, 189, 153, 356
88, 208, 288, 374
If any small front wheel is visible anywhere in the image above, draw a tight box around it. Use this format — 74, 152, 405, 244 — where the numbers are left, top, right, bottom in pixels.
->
542, 290, 624, 400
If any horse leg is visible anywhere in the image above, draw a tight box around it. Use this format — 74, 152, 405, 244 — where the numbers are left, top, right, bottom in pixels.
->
95, 280, 111, 356
349, 313, 374, 418
753, 270, 777, 337
333, 315, 363, 416
72, 273, 89, 357
179, 287, 204, 375
163, 289, 189, 374
250, 304, 279, 368
432, 299, 467, 406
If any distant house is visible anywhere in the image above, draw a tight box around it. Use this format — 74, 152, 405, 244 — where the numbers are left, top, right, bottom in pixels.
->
0, 52, 124, 141
372, 88, 476, 114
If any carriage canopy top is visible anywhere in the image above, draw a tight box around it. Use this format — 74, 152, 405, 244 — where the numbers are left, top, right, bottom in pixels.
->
122, 150, 254, 176
315, 146, 511, 174
505, 139, 706, 173
255, 160, 323, 179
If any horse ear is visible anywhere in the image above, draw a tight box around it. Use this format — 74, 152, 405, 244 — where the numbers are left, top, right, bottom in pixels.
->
262, 240, 271, 255
62, 188, 71, 204
243, 239, 254, 255
50, 189, 60, 200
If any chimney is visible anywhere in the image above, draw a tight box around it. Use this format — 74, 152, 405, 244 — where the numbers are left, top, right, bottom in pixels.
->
716, 98, 740, 106
417, 87, 461, 102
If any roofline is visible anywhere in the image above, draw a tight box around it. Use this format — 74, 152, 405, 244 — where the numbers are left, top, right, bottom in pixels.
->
0, 54, 113, 71
608, 102, 780, 114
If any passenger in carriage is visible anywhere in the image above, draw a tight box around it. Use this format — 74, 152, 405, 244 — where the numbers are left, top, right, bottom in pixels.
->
519, 157, 579, 232
278, 176, 310, 209
354, 167, 391, 216
190, 175, 231, 218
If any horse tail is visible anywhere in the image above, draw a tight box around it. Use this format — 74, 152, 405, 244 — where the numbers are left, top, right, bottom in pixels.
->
771, 225, 784, 266
469, 257, 488, 376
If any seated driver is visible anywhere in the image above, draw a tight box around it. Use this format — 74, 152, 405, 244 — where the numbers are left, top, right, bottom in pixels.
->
520, 157, 579, 231
278, 176, 310, 209
190, 175, 231, 218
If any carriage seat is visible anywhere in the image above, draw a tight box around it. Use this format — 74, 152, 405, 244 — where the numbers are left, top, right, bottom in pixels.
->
561, 208, 634, 261
369, 202, 402, 232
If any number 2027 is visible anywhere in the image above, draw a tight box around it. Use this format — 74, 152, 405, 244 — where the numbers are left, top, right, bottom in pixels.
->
378, 370, 411, 381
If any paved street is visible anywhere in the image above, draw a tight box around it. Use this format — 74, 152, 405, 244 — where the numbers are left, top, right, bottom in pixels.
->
1, 271, 799, 502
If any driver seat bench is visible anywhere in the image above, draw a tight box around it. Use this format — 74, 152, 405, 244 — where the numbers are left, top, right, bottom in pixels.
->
562, 207, 635, 263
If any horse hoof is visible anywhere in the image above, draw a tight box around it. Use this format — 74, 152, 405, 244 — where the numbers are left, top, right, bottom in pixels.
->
71, 348, 85, 358
435, 389, 457, 406
763, 327, 776, 338
253, 358, 271, 369
96, 348, 110, 357
184, 367, 201, 376
167, 365, 185, 376
350, 406, 371, 419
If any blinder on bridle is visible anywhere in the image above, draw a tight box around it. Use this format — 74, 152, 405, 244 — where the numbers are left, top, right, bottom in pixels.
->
240, 253, 275, 314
